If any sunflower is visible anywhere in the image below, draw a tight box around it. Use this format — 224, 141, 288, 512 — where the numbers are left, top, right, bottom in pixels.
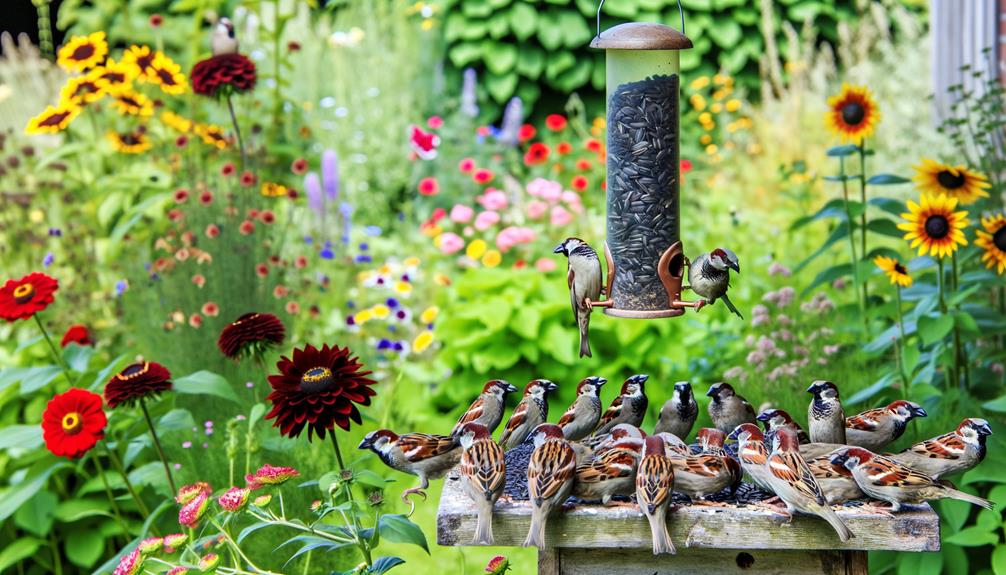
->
59, 75, 107, 106
108, 130, 151, 154
897, 194, 970, 258
160, 110, 192, 133
0, 272, 59, 322
108, 88, 154, 117
217, 312, 286, 359
91, 58, 137, 90
824, 83, 880, 143
42, 388, 106, 459
122, 45, 158, 80
912, 158, 990, 205
194, 123, 229, 149
976, 214, 1006, 274
874, 255, 912, 287
104, 361, 172, 408
57, 32, 108, 72
148, 53, 188, 95
25, 103, 81, 134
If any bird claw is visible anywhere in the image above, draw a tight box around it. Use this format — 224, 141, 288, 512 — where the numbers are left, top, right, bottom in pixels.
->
401, 488, 427, 517
585, 298, 594, 311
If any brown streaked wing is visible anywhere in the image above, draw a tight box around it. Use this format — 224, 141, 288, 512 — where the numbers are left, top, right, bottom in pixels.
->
455, 397, 485, 428
500, 401, 529, 444
907, 434, 964, 459
636, 455, 673, 508
768, 452, 826, 505
670, 454, 724, 478
399, 433, 457, 462
462, 440, 506, 495
557, 404, 578, 427
846, 408, 884, 431
597, 396, 624, 428
864, 457, 937, 487
575, 449, 636, 483
529, 439, 576, 501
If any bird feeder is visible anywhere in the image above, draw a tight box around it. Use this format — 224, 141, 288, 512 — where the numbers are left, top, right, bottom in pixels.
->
590, 5, 704, 319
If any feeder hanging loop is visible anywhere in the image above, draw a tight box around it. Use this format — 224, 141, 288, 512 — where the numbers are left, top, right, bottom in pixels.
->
596, 0, 685, 39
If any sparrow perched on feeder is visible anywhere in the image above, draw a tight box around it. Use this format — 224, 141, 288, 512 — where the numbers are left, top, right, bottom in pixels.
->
582, 424, 647, 457
654, 381, 698, 440
667, 449, 740, 501
557, 376, 607, 441
706, 382, 756, 435
845, 400, 927, 452
499, 379, 558, 451
831, 447, 993, 512
554, 237, 603, 358
764, 428, 854, 542
572, 447, 639, 504
654, 432, 691, 456
524, 424, 577, 549
806, 453, 865, 505
807, 381, 846, 444
688, 248, 743, 318
451, 380, 518, 437
636, 436, 677, 555
457, 422, 506, 545
594, 374, 649, 435
696, 427, 728, 456
211, 17, 239, 56
891, 418, 991, 479
358, 430, 461, 503
728, 423, 774, 494
758, 409, 811, 444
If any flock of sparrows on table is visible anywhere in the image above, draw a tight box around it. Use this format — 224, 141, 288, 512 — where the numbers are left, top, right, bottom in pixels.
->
358, 377, 992, 555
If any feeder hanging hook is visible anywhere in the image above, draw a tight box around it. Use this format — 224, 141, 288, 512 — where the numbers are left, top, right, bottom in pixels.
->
596, 0, 685, 39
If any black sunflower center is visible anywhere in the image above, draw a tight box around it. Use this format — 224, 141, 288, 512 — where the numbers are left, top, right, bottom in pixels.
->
119, 362, 150, 380
994, 226, 1006, 252
12, 283, 35, 304
40, 111, 71, 127
936, 170, 966, 190
71, 44, 96, 61
894, 262, 908, 275
300, 366, 334, 393
925, 215, 951, 240
841, 102, 866, 126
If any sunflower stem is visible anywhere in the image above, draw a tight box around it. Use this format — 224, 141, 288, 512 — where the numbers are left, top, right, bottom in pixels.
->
104, 441, 152, 519
951, 252, 971, 390
226, 93, 246, 171
91, 450, 132, 541
894, 286, 910, 399
140, 398, 178, 495
936, 258, 957, 389
839, 157, 866, 332
33, 313, 74, 385
858, 143, 870, 308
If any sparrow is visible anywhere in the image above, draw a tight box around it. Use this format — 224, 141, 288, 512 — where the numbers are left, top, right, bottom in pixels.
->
758, 408, 810, 444
524, 424, 577, 548
654, 432, 690, 456
706, 382, 756, 435
688, 247, 742, 318
764, 428, 854, 542
806, 453, 864, 505
845, 400, 927, 451
580, 424, 647, 458
451, 380, 518, 437
211, 17, 239, 56
891, 418, 992, 480
594, 374, 649, 435
636, 436, 676, 555
696, 427, 728, 455
727, 423, 774, 494
554, 237, 602, 358
499, 379, 558, 451
358, 429, 461, 503
832, 447, 993, 512
798, 441, 853, 461
572, 447, 639, 504
557, 376, 607, 441
654, 381, 698, 440
457, 423, 506, 545
807, 381, 846, 444
667, 450, 740, 501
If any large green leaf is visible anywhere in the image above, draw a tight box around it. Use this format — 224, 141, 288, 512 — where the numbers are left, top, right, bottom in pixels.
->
65, 527, 105, 568
537, 11, 563, 50
484, 42, 517, 75
944, 525, 999, 547
485, 71, 518, 104
14, 491, 58, 537
370, 556, 406, 575
558, 10, 592, 47
0, 538, 42, 572
63, 343, 95, 372
516, 44, 545, 78
917, 315, 954, 346
378, 514, 429, 554
866, 218, 903, 239
867, 174, 910, 186
708, 18, 741, 47
992, 544, 1006, 575
509, 3, 537, 41
448, 42, 483, 67
0, 425, 44, 452
55, 498, 114, 522
0, 462, 69, 522
172, 370, 239, 403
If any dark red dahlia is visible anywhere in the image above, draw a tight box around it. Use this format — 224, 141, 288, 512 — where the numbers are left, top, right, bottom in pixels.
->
105, 361, 173, 409
265, 344, 376, 440
191, 53, 257, 98
61, 324, 95, 347
217, 312, 286, 359
0, 272, 58, 322
42, 388, 107, 458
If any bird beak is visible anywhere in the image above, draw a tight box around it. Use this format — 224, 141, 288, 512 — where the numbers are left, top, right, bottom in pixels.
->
756, 412, 770, 422
727, 428, 740, 441
357, 437, 373, 450
730, 261, 740, 273
634, 374, 649, 384
546, 381, 558, 392
705, 386, 719, 399
806, 382, 822, 394
980, 422, 993, 436
595, 377, 608, 386
830, 452, 848, 467
912, 405, 928, 418
553, 243, 565, 254
505, 382, 518, 393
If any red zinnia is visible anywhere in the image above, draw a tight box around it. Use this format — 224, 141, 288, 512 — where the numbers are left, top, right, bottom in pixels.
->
61, 324, 94, 347
556, 142, 572, 155
545, 114, 567, 131
291, 158, 308, 174
458, 158, 475, 173
518, 124, 536, 142
418, 177, 439, 196
571, 175, 588, 191
576, 159, 592, 171
191, 53, 257, 98
265, 344, 376, 440
473, 169, 494, 185
218, 312, 286, 359
42, 388, 107, 459
104, 361, 173, 408
0, 272, 58, 322
523, 142, 550, 166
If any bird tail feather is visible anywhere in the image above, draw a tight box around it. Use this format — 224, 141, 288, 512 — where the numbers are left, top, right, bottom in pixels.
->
579, 314, 592, 358
645, 507, 676, 555
473, 500, 495, 545
721, 293, 744, 319
946, 488, 994, 510
523, 507, 547, 548
820, 506, 854, 542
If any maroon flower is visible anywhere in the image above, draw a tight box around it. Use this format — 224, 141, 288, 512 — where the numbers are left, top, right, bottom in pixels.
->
105, 361, 172, 408
265, 344, 376, 440
217, 312, 286, 359
191, 53, 257, 98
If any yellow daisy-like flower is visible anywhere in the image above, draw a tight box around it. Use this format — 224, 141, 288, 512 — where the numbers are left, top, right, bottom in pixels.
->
874, 255, 912, 287
59, 75, 106, 105
91, 58, 137, 90
372, 304, 390, 319
122, 45, 158, 81
710, 103, 723, 114
160, 110, 193, 133
107, 130, 151, 154
108, 88, 153, 117
413, 330, 434, 353
354, 309, 374, 324
433, 272, 451, 286
897, 194, 970, 258
394, 281, 413, 295
690, 76, 710, 90
689, 94, 706, 111
148, 53, 188, 94
824, 83, 880, 143
419, 306, 439, 324
976, 214, 1006, 274
25, 103, 81, 134
261, 182, 288, 197
57, 32, 108, 72
912, 158, 990, 205
403, 256, 421, 268
194, 124, 229, 149
466, 239, 487, 260
725, 99, 742, 112
482, 250, 502, 268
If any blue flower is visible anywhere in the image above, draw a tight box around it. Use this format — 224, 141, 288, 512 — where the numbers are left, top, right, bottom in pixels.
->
115, 280, 128, 296
365, 226, 382, 237
354, 255, 372, 263
347, 300, 355, 308
392, 342, 404, 352
377, 338, 393, 350
304, 235, 314, 244
320, 247, 335, 259
386, 297, 399, 308
48, 228, 62, 237
359, 243, 369, 251
42, 252, 54, 267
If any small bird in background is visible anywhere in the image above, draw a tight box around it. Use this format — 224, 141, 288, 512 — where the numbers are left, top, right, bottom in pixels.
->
688, 247, 742, 318
758, 408, 811, 444
211, 17, 239, 56
807, 381, 846, 444
845, 400, 927, 451
554, 238, 602, 358
558, 376, 607, 441
451, 380, 518, 437
636, 436, 676, 555
654, 432, 690, 456
728, 423, 774, 495
806, 453, 865, 506
654, 381, 698, 440
358, 430, 460, 504
457, 422, 506, 545
594, 374, 649, 435
891, 418, 991, 480
524, 424, 577, 548
499, 379, 558, 451
706, 382, 757, 435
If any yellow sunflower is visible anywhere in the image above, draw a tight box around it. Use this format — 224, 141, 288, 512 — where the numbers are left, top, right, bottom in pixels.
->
107, 130, 151, 154
261, 182, 288, 197
108, 88, 153, 117
59, 75, 107, 105
874, 255, 912, 287
57, 32, 108, 72
91, 58, 137, 90
194, 123, 229, 149
160, 110, 193, 133
121, 45, 158, 81
897, 194, 970, 258
148, 53, 188, 95
824, 83, 880, 143
976, 214, 1006, 274
25, 103, 81, 134
912, 158, 990, 205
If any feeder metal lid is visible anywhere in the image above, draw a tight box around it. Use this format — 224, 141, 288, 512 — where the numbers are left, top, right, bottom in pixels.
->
590, 22, 692, 50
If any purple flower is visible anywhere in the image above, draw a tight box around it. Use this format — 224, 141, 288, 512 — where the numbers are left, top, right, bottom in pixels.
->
498, 97, 523, 146
321, 150, 340, 200
377, 338, 392, 350
320, 247, 335, 259
461, 68, 479, 118
115, 280, 128, 296
355, 255, 372, 263
386, 298, 399, 308
364, 226, 382, 236
48, 227, 62, 237
304, 172, 323, 212
42, 252, 54, 267
359, 242, 369, 251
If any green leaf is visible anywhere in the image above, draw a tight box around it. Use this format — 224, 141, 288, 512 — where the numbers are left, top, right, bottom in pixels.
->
63, 343, 95, 372
558, 10, 591, 47
90, 354, 127, 391
354, 469, 390, 488
982, 394, 1006, 413
955, 311, 980, 334
484, 42, 517, 75
869, 197, 905, 216
867, 174, 911, 185
14, 491, 57, 537
804, 263, 852, 294
866, 218, 903, 239
510, 3, 537, 41
370, 557, 406, 574
65, 527, 104, 567
485, 71, 518, 104
826, 144, 859, 157
0, 462, 68, 522
545, 51, 576, 81
708, 19, 741, 47
172, 370, 239, 403
901, 345, 921, 374
917, 315, 955, 345
944, 525, 999, 546
793, 222, 850, 272
845, 372, 897, 406
790, 199, 855, 230
249, 403, 266, 429
537, 12, 563, 50
238, 521, 275, 544
0, 425, 44, 452
54, 498, 114, 522
448, 42, 482, 68
0, 538, 42, 572
378, 514, 429, 554
516, 44, 545, 78
992, 544, 1006, 575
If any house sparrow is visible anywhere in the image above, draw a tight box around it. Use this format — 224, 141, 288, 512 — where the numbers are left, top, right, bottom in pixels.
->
558, 376, 607, 441
667, 451, 739, 501
845, 400, 927, 451
654, 432, 690, 456
211, 17, 239, 56
636, 436, 676, 555
582, 424, 647, 456
524, 424, 577, 548
727, 423, 774, 494
765, 428, 854, 542
832, 447, 993, 512
594, 374, 649, 435
554, 237, 602, 358
806, 453, 864, 505
891, 418, 992, 479
654, 381, 698, 440
798, 441, 853, 461
807, 381, 846, 444
758, 409, 810, 444
706, 382, 756, 435
688, 248, 742, 318
499, 379, 558, 451
572, 447, 639, 504
696, 427, 728, 455
358, 430, 461, 503
451, 380, 518, 437
457, 423, 506, 545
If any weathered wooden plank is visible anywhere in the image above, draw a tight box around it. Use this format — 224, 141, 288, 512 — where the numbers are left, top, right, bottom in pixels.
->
437, 472, 940, 552
552, 548, 867, 575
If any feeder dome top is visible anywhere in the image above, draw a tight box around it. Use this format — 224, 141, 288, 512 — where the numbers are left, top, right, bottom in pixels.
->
590, 22, 692, 51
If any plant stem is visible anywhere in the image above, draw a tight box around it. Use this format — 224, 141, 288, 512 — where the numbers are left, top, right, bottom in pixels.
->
210, 518, 280, 575
858, 143, 870, 307
34, 0, 54, 59
33, 313, 73, 385
951, 252, 970, 389
48, 531, 62, 575
104, 442, 152, 518
226, 94, 246, 170
936, 258, 957, 389
140, 398, 177, 495
839, 157, 866, 331
331, 434, 371, 567
91, 451, 132, 541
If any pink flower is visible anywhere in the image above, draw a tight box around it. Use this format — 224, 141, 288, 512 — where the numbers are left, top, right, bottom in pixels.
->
478, 189, 508, 210
239, 220, 255, 235
474, 210, 500, 231
246, 464, 300, 489
550, 205, 572, 226
113, 549, 144, 575
418, 177, 439, 196
205, 224, 220, 238
473, 168, 494, 185
427, 115, 444, 129
535, 258, 556, 272
178, 490, 210, 528
526, 200, 548, 219
201, 302, 219, 317
526, 178, 562, 201
767, 262, 792, 277
218, 486, 251, 512
192, 274, 205, 288
458, 158, 475, 173
450, 204, 474, 223
437, 232, 465, 254
409, 125, 440, 160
